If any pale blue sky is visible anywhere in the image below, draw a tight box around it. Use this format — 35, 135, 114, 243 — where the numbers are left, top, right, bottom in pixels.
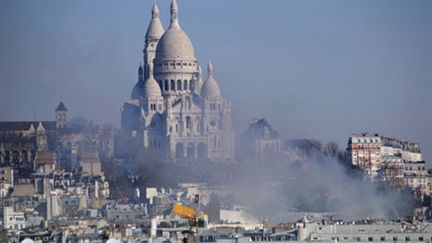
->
0, 0, 431, 161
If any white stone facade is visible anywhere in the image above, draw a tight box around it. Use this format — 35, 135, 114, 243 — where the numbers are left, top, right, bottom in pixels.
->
3, 207, 25, 230
121, 0, 235, 161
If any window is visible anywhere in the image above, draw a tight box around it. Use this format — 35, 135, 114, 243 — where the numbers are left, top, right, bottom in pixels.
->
177, 80, 182, 90
171, 80, 176, 91
184, 80, 188, 90
186, 116, 192, 129
164, 80, 168, 91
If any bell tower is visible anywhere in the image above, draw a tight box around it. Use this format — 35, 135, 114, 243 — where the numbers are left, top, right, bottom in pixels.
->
55, 102, 68, 129
144, 2, 165, 80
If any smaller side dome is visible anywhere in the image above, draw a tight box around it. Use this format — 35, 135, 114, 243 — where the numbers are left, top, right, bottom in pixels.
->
201, 63, 222, 99
131, 65, 144, 100
145, 2, 165, 39
144, 65, 162, 98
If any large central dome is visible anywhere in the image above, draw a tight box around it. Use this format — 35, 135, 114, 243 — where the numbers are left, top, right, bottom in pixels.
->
155, 0, 196, 62
156, 27, 196, 61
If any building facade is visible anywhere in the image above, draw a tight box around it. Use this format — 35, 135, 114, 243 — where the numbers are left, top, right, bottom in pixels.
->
3, 207, 26, 230
347, 133, 382, 175
347, 133, 424, 177
0, 102, 114, 178
121, 0, 235, 161
240, 118, 281, 161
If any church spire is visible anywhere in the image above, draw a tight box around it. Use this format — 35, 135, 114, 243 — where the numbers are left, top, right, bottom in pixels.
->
152, 1, 159, 19
145, 1, 165, 39
170, 0, 180, 28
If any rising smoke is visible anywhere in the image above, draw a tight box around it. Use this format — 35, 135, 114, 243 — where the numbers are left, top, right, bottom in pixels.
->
225, 158, 415, 223
107, 139, 416, 223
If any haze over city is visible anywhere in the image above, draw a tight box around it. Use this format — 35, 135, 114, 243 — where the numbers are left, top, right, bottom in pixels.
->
1, 1, 432, 241
1, 0, 431, 161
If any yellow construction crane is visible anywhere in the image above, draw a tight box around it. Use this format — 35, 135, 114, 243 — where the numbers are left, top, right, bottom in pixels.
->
172, 203, 205, 243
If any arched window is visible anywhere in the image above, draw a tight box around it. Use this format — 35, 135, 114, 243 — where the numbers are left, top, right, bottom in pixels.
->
164, 80, 169, 91
187, 143, 195, 159
186, 116, 192, 129
183, 80, 188, 90
158, 80, 163, 90
170, 80, 176, 91
177, 80, 182, 90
